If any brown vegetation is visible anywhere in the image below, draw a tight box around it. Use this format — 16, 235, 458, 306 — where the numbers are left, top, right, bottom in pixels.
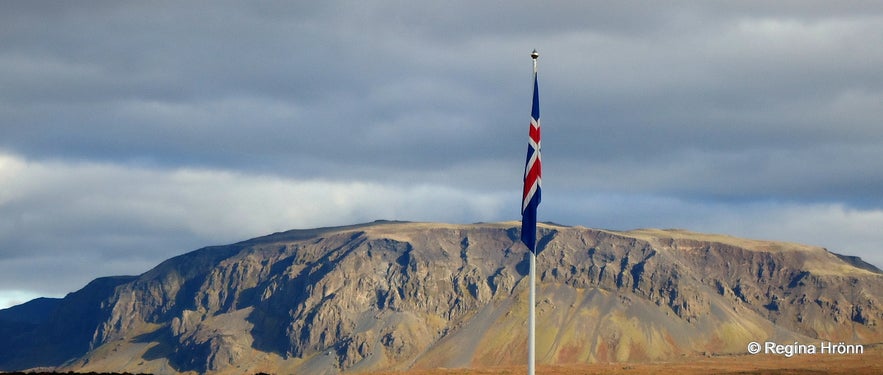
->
371, 345, 883, 374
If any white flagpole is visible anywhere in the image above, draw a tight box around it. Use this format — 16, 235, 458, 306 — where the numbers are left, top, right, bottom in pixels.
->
529, 250, 536, 375
528, 49, 538, 375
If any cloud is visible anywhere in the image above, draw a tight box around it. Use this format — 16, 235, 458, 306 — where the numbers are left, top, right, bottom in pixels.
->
1, 2, 883, 307
3, 2, 881, 191
548, 142, 883, 205
0, 152, 509, 306
3, 151, 882, 310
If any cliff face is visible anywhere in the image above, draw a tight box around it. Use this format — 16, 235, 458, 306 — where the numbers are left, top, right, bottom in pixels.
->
1, 221, 881, 374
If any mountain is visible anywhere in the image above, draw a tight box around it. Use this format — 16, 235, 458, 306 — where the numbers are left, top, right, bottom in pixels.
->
0, 297, 61, 325
1, 221, 881, 374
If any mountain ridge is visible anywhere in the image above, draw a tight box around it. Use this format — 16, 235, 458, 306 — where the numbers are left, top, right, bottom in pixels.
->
1, 221, 880, 374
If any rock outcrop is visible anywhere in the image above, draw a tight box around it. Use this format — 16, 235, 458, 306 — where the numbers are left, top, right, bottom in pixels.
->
1, 221, 881, 374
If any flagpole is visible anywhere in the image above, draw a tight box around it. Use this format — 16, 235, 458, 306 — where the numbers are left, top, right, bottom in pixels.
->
528, 49, 538, 375
529, 250, 536, 375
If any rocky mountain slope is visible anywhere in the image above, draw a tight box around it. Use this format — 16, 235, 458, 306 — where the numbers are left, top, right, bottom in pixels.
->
1, 221, 881, 374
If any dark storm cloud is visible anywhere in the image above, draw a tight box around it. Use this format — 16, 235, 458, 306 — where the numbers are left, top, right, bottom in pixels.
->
2, 1, 883, 306
533, 7, 883, 206
5, 1, 879, 196
1, 1, 530, 174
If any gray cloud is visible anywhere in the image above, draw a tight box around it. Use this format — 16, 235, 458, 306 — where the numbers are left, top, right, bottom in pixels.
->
0, 153, 508, 300
1, 1, 882, 307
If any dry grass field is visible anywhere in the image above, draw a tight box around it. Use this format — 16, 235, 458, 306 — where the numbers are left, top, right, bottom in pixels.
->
4, 348, 880, 375
371, 345, 883, 375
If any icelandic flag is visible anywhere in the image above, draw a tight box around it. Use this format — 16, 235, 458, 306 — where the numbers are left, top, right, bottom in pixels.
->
521, 72, 541, 253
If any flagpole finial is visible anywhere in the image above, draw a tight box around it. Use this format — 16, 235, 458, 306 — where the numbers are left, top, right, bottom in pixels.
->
531, 49, 539, 60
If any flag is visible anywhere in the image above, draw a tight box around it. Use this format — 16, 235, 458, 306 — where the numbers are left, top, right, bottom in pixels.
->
521, 72, 541, 253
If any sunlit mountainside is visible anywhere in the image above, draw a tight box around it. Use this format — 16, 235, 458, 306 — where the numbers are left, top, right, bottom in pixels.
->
1, 221, 881, 374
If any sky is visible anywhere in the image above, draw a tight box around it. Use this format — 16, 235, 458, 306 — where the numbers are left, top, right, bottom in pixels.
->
1, 1, 883, 308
